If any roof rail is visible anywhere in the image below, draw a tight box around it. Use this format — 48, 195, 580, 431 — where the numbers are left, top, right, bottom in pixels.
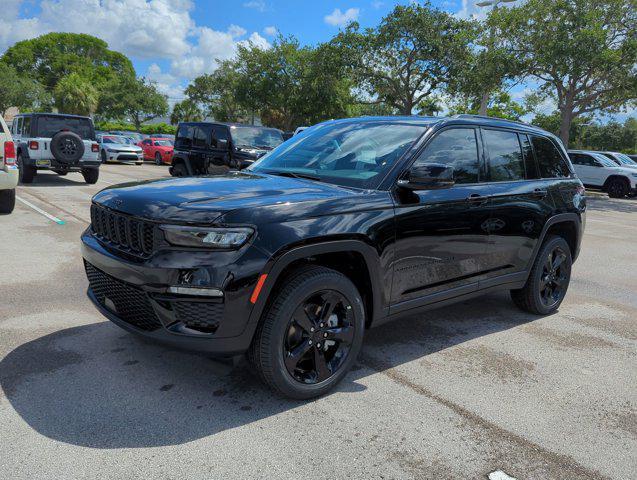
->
452, 114, 534, 128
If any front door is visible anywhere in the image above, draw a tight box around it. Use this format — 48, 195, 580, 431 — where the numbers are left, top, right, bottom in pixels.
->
391, 127, 493, 309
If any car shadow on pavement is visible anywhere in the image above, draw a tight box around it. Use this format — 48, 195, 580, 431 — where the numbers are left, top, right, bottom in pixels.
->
0, 291, 537, 449
19, 172, 89, 187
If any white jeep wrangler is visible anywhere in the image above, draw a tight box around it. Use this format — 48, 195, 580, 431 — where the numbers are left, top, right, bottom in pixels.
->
11, 113, 101, 184
0, 113, 18, 213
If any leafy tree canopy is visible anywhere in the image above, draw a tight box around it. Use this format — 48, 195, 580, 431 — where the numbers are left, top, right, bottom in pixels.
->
99, 76, 168, 130
0, 63, 51, 114
170, 99, 204, 125
54, 72, 99, 116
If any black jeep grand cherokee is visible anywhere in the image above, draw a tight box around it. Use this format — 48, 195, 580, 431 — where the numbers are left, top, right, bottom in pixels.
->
82, 115, 585, 399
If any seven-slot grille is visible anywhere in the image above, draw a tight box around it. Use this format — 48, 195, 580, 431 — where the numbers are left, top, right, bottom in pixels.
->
90, 204, 156, 256
84, 261, 162, 332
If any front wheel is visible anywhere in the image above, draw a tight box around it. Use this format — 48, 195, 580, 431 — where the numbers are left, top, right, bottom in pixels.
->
607, 178, 629, 198
248, 266, 365, 399
155, 153, 162, 165
511, 235, 572, 315
171, 162, 187, 177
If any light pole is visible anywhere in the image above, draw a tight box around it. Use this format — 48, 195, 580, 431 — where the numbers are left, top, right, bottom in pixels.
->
474, 0, 517, 115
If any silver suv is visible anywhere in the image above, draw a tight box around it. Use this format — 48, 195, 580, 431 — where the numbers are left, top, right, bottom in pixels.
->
11, 113, 101, 184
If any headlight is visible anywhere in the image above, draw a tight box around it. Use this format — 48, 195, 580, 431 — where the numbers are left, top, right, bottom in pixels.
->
161, 225, 254, 249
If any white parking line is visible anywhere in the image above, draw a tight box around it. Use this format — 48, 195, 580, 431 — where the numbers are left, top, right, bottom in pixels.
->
488, 471, 517, 480
16, 195, 66, 225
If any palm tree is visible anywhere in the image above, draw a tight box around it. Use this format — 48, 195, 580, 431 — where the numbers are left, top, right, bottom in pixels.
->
54, 73, 99, 116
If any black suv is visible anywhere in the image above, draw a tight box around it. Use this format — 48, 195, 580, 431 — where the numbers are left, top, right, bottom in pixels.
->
81, 115, 585, 399
170, 122, 284, 176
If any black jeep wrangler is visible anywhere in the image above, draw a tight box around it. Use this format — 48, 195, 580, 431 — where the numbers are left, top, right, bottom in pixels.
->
170, 122, 284, 176
11, 113, 100, 184
82, 115, 586, 399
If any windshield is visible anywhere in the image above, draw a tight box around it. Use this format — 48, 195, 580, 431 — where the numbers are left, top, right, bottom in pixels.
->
613, 152, 637, 165
36, 115, 94, 140
103, 136, 133, 144
592, 153, 619, 167
249, 121, 427, 189
231, 126, 284, 149
154, 140, 173, 146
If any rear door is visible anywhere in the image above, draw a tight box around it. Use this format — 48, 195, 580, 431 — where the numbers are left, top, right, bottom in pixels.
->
569, 153, 597, 184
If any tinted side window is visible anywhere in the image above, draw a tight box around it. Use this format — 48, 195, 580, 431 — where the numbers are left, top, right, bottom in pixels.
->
519, 134, 539, 179
213, 126, 229, 144
531, 135, 570, 178
176, 124, 194, 148
570, 153, 592, 166
413, 128, 480, 184
22, 117, 31, 136
192, 125, 211, 148
483, 129, 525, 181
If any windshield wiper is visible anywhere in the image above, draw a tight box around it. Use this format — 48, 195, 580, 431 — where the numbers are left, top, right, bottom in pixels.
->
263, 170, 322, 182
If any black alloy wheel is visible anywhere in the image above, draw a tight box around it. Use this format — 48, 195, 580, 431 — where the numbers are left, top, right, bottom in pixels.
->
249, 266, 365, 399
607, 178, 628, 198
155, 152, 162, 165
511, 235, 572, 315
283, 290, 355, 384
538, 246, 569, 309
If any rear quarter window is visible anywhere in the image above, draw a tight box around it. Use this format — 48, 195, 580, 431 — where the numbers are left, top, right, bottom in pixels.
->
530, 135, 571, 178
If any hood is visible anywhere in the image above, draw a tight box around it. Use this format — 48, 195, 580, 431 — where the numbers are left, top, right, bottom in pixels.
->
104, 143, 142, 151
92, 171, 368, 224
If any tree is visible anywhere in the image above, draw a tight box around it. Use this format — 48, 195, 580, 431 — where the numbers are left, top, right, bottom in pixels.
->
53, 73, 99, 115
1, 33, 135, 93
449, 91, 530, 121
417, 96, 443, 116
185, 61, 250, 122
99, 77, 168, 130
489, 0, 637, 145
0, 63, 51, 114
170, 99, 204, 125
332, 3, 476, 115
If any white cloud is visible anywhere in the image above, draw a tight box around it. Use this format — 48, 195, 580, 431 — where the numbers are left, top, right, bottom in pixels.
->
371, 1, 384, 9
243, 0, 266, 11
263, 26, 277, 36
324, 8, 360, 27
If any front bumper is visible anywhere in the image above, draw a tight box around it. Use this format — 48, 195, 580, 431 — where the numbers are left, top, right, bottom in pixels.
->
106, 151, 143, 164
0, 165, 19, 189
81, 229, 268, 357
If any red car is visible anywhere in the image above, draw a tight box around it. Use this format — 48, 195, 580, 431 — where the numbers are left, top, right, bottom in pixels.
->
141, 137, 174, 165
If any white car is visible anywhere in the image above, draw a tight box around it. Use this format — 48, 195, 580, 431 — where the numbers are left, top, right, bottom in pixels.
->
0, 113, 18, 213
600, 151, 637, 169
569, 150, 637, 198
98, 135, 143, 165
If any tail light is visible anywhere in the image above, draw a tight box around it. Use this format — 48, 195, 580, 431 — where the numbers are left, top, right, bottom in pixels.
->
29, 140, 39, 150
4, 141, 16, 165
91, 143, 99, 152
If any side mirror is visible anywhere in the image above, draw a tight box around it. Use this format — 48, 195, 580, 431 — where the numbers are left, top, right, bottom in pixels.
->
217, 139, 229, 151
398, 163, 455, 190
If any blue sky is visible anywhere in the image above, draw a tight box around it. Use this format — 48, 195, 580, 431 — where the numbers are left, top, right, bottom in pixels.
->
1, 0, 633, 122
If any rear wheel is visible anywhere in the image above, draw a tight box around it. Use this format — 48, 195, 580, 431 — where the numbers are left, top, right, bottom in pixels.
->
155, 152, 162, 165
248, 266, 365, 399
511, 235, 572, 315
0, 189, 16, 214
82, 168, 99, 184
101, 150, 107, 163
17, 154, 36, 184
606, 178, 629, 198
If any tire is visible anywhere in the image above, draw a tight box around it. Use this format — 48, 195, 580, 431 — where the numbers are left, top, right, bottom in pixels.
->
511, 235, 572, 315
17, 154, 36, 184
82, 168, 99, 184
606, 178, 629, 198
155, 152, 162, 165
101, 150, 107, 163
0, 189, 16, 214
248, 266, 365, 399
50, 131, 84, 163
172, 162, 187, 177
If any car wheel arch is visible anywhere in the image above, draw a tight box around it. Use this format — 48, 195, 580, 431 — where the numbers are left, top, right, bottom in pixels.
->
603, 175, 630, 189
247, 239, 386, 331
526, 213, 582, 274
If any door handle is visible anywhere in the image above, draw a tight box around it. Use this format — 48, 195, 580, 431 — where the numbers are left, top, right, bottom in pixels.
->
531, 188, 548, 198
466, 193, 490, 205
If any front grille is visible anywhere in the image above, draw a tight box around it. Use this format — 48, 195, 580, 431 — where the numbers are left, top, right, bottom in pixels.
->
173, 302, 223, 334
117, 154, 139, 160
85, 261, 162, 332
90, 204, 157, 257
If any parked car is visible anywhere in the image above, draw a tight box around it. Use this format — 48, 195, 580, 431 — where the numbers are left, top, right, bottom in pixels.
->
98, 135, 143, 165
568, 150, 637, 197
82, 115, 586, 399
628, 154, 637, 162
170, 122, 284, 176
0, 113, 18, 213
599, 151, 637, 169
152, 133, 175, 139
141, 137, 174, 165
11, 113, 100, 184
108, 131, 145, 144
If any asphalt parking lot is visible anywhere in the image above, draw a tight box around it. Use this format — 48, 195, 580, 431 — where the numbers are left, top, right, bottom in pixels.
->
0, 164, 635, 480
